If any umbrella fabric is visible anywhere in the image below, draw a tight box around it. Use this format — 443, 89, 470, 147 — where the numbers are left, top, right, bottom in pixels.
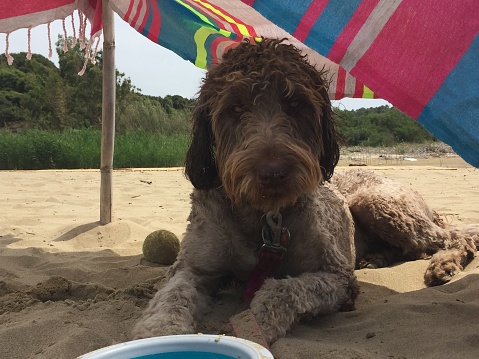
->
0, 0, 101, 67
109, 0, 370, 101
0, 0, 101, 39
1, 0, 478, 168
111, 0, 479, 167
244, 0, 479, 167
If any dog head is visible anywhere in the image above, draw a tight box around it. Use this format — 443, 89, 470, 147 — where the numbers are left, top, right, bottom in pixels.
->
185, 38, 339, 212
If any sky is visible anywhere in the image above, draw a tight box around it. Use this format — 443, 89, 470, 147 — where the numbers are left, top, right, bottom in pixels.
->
2, 13, 391, 110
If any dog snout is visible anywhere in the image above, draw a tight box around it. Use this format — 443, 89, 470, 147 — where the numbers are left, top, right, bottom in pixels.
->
258, 160, 290, 186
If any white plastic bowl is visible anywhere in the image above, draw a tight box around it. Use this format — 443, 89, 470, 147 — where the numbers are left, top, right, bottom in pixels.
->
77, 334, 274, 359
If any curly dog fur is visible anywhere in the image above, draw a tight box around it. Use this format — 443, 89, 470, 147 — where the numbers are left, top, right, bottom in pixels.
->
132, 38, 478, 343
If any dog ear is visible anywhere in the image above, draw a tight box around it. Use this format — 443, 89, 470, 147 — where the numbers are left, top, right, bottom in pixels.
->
184, 101, 221, 190
318, 90, 340, 181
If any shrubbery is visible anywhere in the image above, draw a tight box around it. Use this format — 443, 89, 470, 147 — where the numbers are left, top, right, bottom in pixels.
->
334, 106, 435, 147
0, 39, 440, 170
0, 129, 188, 170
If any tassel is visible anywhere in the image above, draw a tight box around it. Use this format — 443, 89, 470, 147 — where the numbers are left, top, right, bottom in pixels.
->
47, 22, 53, 58
5, 32, 14, 65
78, 11, 84, 45
72, 13, 77, 46
62, 18, 68, 53
90, 36, 101, 64
80, 12, 87, 50
26, 27, 32, 60
78, 37, 92, 76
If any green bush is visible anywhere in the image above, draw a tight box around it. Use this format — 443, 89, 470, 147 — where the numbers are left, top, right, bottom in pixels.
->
334, 106, 435, 147
0, 129, 189, 170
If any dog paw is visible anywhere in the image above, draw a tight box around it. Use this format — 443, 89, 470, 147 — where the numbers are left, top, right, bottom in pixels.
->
250, 304, 288, 344
250, 280, 296, 343
424, 251, 463, 286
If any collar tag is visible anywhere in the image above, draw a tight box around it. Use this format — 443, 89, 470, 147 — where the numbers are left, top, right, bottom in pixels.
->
261, 211, 290, 255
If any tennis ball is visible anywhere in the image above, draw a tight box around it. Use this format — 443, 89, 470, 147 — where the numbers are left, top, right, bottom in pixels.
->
142, 229, 180, 265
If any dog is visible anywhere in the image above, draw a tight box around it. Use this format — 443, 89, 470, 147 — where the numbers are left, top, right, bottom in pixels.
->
132, 38, 478, 343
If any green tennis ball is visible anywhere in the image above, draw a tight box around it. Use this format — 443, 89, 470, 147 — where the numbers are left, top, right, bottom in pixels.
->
142, 230, 180, 265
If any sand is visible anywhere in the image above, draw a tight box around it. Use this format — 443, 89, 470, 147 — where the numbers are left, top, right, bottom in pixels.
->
1, 157, 478, 358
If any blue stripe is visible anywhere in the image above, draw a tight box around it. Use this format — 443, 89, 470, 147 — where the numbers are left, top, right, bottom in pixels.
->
305, 0, 362, 55
417, 34, 479, 168
154, 0, 219, 67
252, 0, 315, 36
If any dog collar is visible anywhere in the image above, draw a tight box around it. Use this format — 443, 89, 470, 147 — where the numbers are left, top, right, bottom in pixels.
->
240, 211, 290, 303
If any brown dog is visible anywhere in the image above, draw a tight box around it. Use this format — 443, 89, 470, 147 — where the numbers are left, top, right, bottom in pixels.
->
132, 38, 477, 343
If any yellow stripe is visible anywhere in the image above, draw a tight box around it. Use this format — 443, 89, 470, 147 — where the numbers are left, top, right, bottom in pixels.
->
175, 0, 216, 28
363, 85, 374, 99
194, 26, 231, 68
193, 0, 251, 37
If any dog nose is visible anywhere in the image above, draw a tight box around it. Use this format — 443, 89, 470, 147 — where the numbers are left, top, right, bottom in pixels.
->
258, 161, 290, 186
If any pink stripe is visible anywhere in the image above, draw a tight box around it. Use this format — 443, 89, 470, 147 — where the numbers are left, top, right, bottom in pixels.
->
328, 0, 380, 62
89, 0, 103, 36
293, 0, 329, 42
335, 66, 346, 100
351, 0, 479, 118
0, 1, 74, 19
146, 0, 161, 43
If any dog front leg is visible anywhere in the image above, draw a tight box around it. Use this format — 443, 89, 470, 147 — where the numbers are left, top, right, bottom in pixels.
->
132, 268, 217, 339
250, 271, 358, 343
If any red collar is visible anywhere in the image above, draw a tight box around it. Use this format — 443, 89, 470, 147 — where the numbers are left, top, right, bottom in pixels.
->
241, 211, 290, 303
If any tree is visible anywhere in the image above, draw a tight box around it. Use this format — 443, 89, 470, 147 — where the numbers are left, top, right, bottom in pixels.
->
56, 36, 140, 129
0, 52, 67, 129
334, 106, 435, 146
56, 36, 103, 128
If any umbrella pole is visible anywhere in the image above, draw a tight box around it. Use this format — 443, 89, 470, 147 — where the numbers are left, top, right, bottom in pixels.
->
100, 0, 116, 225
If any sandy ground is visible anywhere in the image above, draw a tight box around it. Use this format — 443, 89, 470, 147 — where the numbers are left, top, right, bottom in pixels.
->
1, 156, 478, 358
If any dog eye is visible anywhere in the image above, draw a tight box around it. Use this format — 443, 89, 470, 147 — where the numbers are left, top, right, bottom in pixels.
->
233, 105, 243, 114
289, 99, 300, 107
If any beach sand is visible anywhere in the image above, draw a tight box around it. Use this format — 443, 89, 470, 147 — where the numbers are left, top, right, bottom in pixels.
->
1, 157, 478, 358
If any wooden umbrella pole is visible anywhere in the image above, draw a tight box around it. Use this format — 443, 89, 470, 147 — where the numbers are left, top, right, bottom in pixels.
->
100, 0, 116, 225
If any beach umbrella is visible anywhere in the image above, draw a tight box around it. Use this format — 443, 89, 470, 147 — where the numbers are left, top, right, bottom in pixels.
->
2, 0, 479, 224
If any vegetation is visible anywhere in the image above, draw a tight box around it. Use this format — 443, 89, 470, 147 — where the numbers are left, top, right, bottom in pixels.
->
334, 106, 435, 147
0, 129, 188, 169
0, 38, 438, 170
0, 36, 192, 133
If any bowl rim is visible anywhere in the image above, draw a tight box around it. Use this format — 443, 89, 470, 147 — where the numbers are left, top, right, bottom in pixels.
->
77, 334, 274, 359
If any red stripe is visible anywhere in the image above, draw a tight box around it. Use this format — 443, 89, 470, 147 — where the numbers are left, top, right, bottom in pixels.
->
137, 1, 151, 34
213, 4, 258, 37
241, 0, 256, 6
89, 0, 103, 36
210, 37, 224, 64
124, 0, 136, 22
353, 79, 364, 98
130, 1, 144, 29
293, 0, 329, 42
351, 0, 479, 118
212, 40, 239, 65
335, 66, 347, 100
146, 0, 161, 43
328, 0, 380, 62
